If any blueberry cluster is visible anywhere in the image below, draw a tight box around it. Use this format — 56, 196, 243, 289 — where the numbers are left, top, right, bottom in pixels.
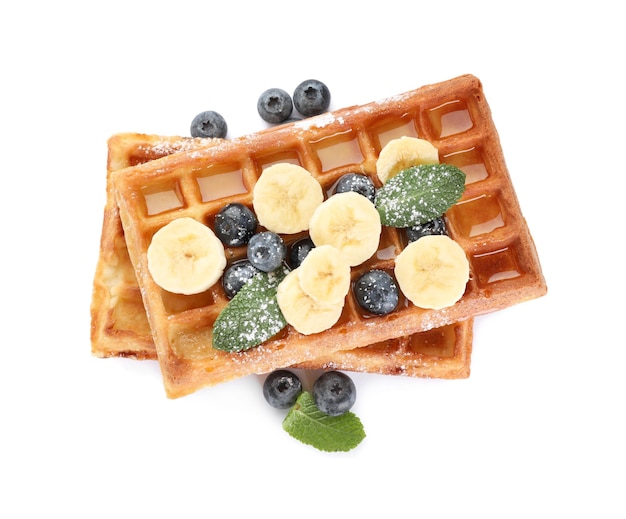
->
257, 79, 331, 124
215, 202, 320, 299
214, 203, 293, 298
189, 79, 330, 141
263, 369, 356, 416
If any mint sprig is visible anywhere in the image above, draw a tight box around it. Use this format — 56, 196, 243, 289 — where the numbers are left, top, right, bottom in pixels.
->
282, 391, 366, 452
375, 163, 466, 228
212, 267, 288, 352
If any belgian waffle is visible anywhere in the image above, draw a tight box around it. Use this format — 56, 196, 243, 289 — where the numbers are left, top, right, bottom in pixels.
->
90, 134, 217, 359
91, 133, 474, 379
111, 74, 546, 398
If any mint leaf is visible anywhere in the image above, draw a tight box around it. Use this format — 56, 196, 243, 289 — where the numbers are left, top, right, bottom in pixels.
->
282, 391, 366, 452
212, 267, 288, 352
375, 163, 466, 228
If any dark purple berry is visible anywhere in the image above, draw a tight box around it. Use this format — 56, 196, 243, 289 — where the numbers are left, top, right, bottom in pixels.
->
354, 269, 399, 315
288, 237, 315, 268
293, 79, 331, 117
247, 231, 287, 273
335, 173, 376, 203
263, 370, 303, 409
257, 88, 293, 124
406, 217, 448, 242
222, 260, 260, 299
214, 203, 258, 247
312, 371, 356, 416
190, 111, 227, 139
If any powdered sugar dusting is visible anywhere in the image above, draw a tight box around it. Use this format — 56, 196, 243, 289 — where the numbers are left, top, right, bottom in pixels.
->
376, 164, 465, 227
139, 137, 212, 156
294, 113, 338, 130
212, 267, 288, 352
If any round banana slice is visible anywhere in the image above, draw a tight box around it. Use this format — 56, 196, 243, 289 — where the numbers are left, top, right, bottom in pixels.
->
394, 234, 469, 310
297, 244, 351, 305
147, 217, 227, 295
376, 136, 439, 184
253, 163, 324, 234
309, 191, 381, 267
276, 269, 344, 335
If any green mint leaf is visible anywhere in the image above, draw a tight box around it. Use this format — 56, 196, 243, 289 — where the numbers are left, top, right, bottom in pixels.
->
212, 267, 288, 352
282, 391, 366, 452
375, 163, 466, 228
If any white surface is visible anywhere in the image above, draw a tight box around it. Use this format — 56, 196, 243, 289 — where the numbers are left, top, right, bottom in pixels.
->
2, 1, 624, 517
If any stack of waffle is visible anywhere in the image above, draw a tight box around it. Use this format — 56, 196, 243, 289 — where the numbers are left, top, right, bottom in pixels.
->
90, 74, 547, 398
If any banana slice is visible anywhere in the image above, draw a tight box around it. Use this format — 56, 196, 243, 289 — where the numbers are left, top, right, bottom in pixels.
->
394, 234, 469, 310
147, 217, 227, 295
276, 269, 344, 335
297, 244, 351, 305
376, 136, 439, 184
253, 163, 324, 234
308, 191, 381, 267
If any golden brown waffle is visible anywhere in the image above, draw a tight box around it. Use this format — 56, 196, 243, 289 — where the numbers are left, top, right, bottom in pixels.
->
112, 74, 546, 398
90, 133, 218, 359
295, 324, 473, 379
91, 133, 474, 379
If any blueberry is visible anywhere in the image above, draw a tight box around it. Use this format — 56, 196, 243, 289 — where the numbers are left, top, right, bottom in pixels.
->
257, 88, 293, 124
335, 173, 376, 203
214, 203, 258, 247
406, 217, 448, 243
293, 79, 331, 117
354, 269, 399, 316
222, 259, 260, 299
312, 371, 356, 416
288, 237, 315, 268
263, 370, 303, 409
247, 231, 287, 272
190, 110, 228, 139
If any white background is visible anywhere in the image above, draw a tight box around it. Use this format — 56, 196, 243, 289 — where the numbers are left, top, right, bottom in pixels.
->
2, 1, 624, 517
